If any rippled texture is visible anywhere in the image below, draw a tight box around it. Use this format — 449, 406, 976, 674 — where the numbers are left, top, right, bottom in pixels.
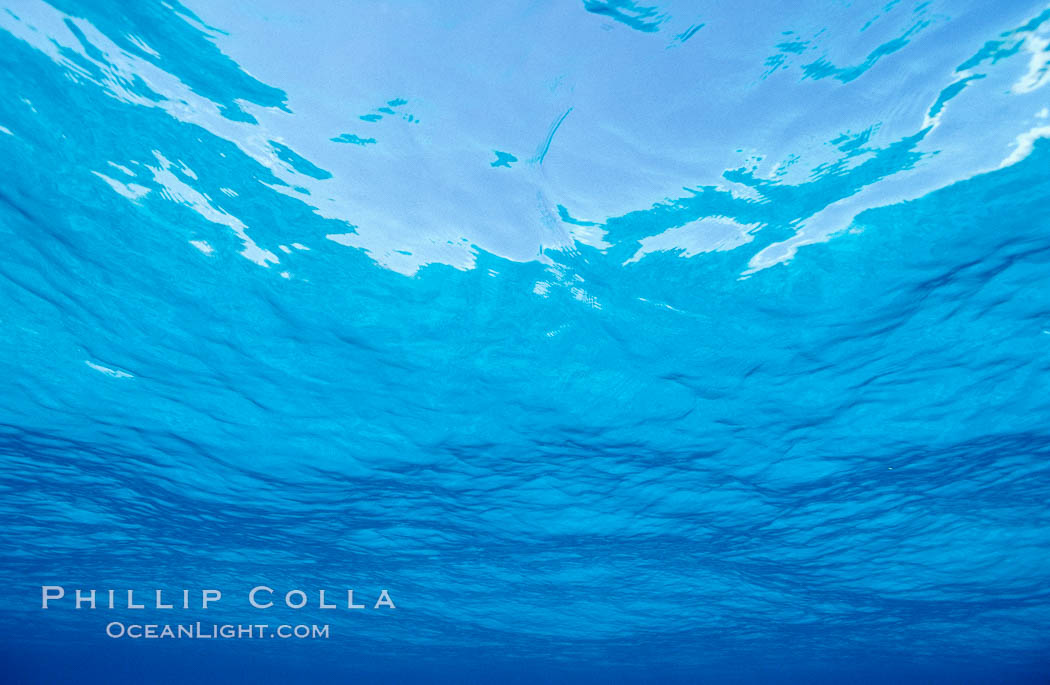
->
1, 1, 1049, 682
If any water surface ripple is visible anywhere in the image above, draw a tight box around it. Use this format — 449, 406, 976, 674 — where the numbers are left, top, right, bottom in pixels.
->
1, 1, 1049, 682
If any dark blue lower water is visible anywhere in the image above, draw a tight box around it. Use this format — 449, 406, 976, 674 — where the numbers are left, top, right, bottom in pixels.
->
1, 1, 1049, 682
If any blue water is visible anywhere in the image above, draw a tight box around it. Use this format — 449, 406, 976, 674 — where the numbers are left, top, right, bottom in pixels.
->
1, 0, 1049, 682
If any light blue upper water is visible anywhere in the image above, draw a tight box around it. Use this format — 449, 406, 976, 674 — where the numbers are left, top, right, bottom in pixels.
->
1, 1, 1049, 682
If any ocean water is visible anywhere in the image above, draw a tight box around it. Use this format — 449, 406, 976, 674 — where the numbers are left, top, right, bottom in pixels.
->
1, 0, 1049, 682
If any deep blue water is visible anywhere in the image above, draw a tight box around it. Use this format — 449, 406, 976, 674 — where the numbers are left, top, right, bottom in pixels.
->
1, 1, 1049, 682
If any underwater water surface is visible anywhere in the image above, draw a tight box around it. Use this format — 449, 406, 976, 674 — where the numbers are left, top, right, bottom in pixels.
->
1, 0, 1049, 682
